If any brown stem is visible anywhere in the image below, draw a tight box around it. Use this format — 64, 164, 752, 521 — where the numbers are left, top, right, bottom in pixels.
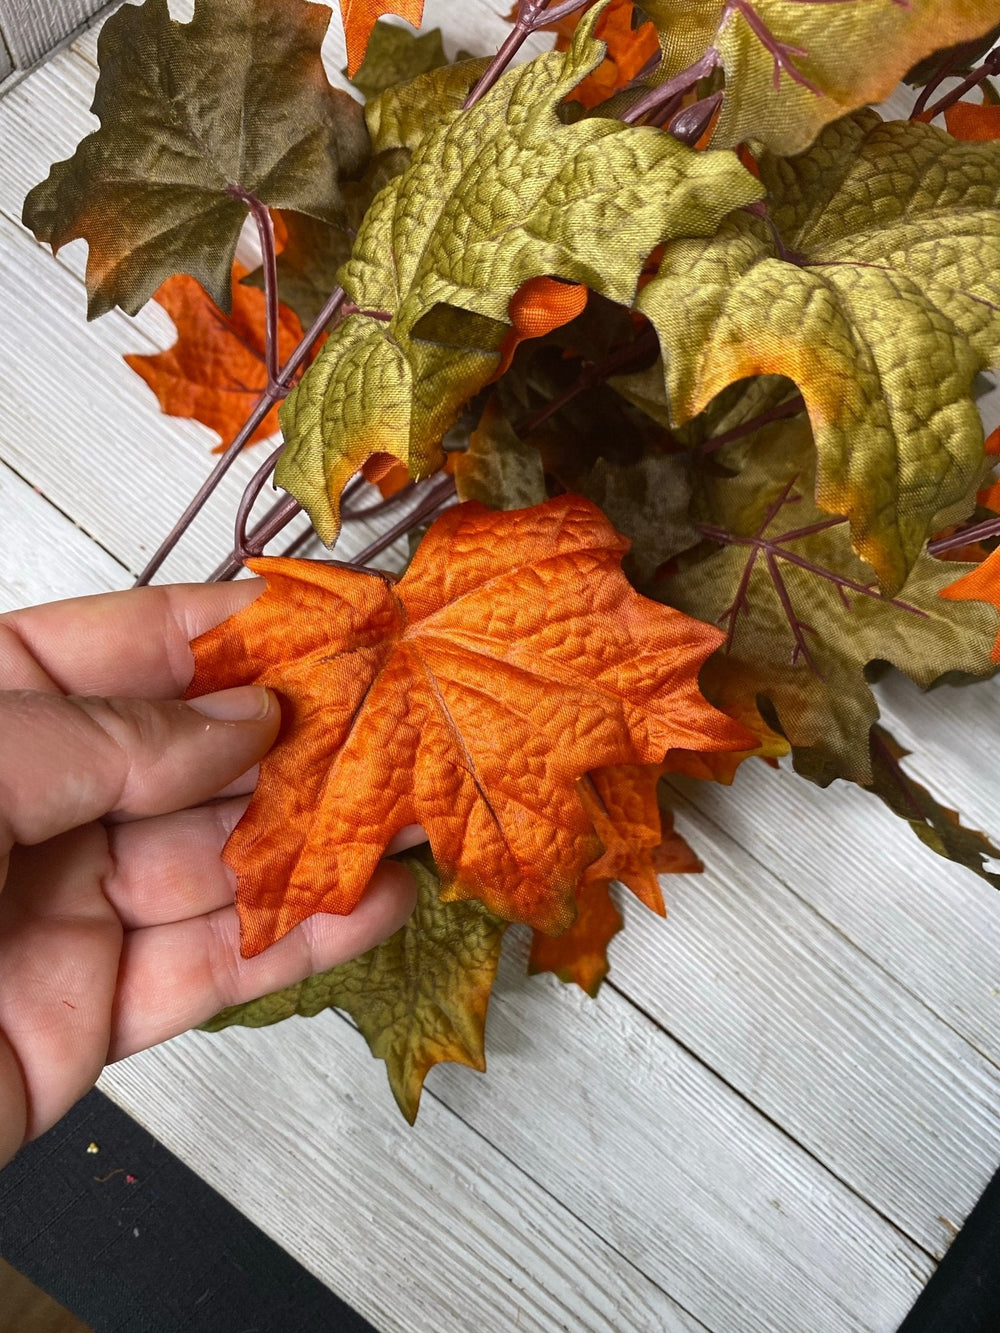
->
463, 0, 592, 110
928, 515, 1000, 556
702, 394, 806, 453
920, 49, 1000, 122
234, 444, 286, 562
134, 285, 346, 587
343, 476, 457, 567
621, 50, 720, 125
516, 323, 661, 437
230, 187, 280, 387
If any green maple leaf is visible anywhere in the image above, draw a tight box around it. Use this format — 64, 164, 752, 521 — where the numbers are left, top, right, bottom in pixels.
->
365, 54, 489, 154
663, 419, 999, 784
349, 19, 449, 100
23, 0, 369, 318
642, 0, 1000, 153
861, 725, 1000, 890
201, 848, 505, 1124
628, 111, 1000, 595
242, 150, 408, 329
453, 398, 547, 511
277, 3, 762, 544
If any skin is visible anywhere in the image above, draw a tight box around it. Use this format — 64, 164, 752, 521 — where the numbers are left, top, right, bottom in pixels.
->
0, 578, 420, 1170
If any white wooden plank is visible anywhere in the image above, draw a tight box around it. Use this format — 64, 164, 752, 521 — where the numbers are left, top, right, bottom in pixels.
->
606, 795, 1000, 1258
0, 457, 128, 610
101, 1018, 707, 1333
100, 952, 933, 1333
670, 726, 1000, 1075
0, 0, 107, 66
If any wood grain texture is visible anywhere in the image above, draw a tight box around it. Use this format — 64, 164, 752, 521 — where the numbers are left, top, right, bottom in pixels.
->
0, 0, 108, 67
5, 12, 1000, 1333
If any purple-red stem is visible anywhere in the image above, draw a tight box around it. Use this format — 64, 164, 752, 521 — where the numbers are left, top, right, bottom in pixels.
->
230, 186, 281, 386
621, 49, 719, 125
463, 0, 592, 110
928, 515, 1000, 556
919, 48, 1000, 122
134, 282, 347, 587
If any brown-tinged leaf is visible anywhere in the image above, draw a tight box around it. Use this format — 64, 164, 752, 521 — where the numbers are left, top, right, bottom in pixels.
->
187, 495, 753, 954
349, 19, 447, 98
452, 397, 546, 510
125, 265, 304, 450
864, 725, 1000, 890
642, 0, 1000, 153
663, 419, 1000, 783
202, 845, 506, 1124
23, 0, 369, 318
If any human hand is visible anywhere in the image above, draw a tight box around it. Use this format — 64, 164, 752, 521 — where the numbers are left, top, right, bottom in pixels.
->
0, 580, 418, 1168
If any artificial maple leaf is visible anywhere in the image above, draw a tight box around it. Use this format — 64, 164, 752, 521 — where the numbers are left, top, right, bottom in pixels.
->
124, 266, 304, 450
242, 149, 409, 328
452, 397, 546, 511
276, 6, 762, 544
641, 0, 1000, 153
349, 18, 447, 99
340, 0, 425, 79
864, 725, 1000, 891
528, 878, 623, 998
664, 420, 1000, 784
188, 495, 752, 954
203, 846, 505, 1123
946, 99, 1000, 142
529, 764, 701, 996
624, 110, 1000, 595
537, 0, 660, 111
23, 0, 370, 319
365, 54, 490, 155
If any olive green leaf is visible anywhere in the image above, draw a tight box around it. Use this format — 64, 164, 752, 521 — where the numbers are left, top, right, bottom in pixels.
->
628, 111, 1000, 595
453, 398, 546, 510
583, 452, 700, 584
642, 0, 1000, 153
349, 19, 448, 99
663, 419, 1000, 784
242, 149, 408, 328
860, 725, 1000, 889
366, 55, 489, 154
23, 0, 369, 318
277, 3, 762, 543
201, 848, 506, 1124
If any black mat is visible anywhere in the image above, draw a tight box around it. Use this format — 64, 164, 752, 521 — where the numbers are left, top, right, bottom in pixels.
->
0, 1089, 375, 1333
897, 1164, 1000, 1333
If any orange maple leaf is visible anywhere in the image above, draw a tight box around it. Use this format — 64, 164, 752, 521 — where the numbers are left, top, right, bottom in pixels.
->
341, 0, 424, 77
539, 0, 660, 110
945, 99, 1000, 141
529, 763, 702, 996
941, 549, 1000, 662
188, 496, 753, 955
125, 265, 305, 452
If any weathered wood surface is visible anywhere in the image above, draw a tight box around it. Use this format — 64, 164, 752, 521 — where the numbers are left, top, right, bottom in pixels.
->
0, 0, 107, 71
1, 7, 999, 1332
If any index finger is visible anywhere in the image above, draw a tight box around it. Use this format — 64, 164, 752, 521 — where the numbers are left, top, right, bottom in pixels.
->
0, 579, 265, 699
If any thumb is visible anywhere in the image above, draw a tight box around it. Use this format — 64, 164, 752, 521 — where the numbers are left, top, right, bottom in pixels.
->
0, 687, 280, 851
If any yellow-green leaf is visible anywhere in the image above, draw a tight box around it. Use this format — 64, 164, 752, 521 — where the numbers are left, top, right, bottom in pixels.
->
349, 19, 448, 100
201, 848, 506, 1124
643, 0, 1000, 153
277, 4, 762, 543
23, 0, 369, 319
628, 111, 1000, 594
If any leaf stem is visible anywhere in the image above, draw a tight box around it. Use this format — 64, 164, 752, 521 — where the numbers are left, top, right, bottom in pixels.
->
918, 48, 1000, 122
463, 0, 592, 110
621, 50, 720, 126
134, 285, 346, 587
342, 476, 458, 568
928, 514, 1000, 556
701, 393, 806, 453
229, 187, 281, 387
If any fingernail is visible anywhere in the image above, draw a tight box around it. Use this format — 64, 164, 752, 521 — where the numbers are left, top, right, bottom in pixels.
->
188, 686, 272, 722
